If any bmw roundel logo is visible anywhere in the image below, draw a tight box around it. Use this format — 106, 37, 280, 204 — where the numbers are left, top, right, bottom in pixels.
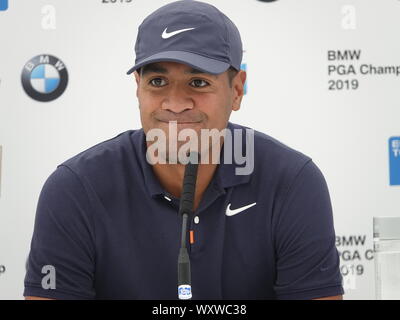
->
21, 54, 68, 102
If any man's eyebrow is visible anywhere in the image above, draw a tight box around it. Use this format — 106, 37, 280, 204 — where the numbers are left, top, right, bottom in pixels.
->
185, 68, 217, 79
185, 68, 205, 75
140, 64, 168, 76
140, 64, 218, 79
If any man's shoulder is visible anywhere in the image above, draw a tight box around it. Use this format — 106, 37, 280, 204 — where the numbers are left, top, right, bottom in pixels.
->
229, 122, 312, 175
256, 127, 311, 169
60, 129, 143, 176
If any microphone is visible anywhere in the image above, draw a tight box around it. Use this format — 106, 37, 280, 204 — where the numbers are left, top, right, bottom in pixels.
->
177, 152, 199, 300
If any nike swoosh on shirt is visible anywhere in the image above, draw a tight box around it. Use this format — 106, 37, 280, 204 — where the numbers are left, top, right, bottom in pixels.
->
162, 27, 196, 39
226, 202, 257, 217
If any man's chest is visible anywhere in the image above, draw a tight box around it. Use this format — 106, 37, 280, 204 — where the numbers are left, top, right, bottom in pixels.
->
91, 186, 276, 299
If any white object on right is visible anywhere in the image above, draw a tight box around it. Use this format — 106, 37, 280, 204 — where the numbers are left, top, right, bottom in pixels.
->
373, 216, 400, 300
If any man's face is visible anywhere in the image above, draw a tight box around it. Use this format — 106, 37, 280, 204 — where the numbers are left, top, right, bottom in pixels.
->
134, 61, 246, 161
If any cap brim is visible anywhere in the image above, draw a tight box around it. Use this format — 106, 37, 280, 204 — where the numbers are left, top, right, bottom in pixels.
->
126, 51, 230, 75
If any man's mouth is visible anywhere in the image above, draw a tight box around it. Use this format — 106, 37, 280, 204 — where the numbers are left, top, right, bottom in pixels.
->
157, 119, 202, 124
153, 111, 204, 124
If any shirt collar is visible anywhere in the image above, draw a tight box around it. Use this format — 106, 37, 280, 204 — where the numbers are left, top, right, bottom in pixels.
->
134, 121, 252, 198
215, 121, 252, 189
136, 129, 165, 198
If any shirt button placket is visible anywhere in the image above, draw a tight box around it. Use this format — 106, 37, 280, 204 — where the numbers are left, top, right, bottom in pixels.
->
189, 213, 201, 253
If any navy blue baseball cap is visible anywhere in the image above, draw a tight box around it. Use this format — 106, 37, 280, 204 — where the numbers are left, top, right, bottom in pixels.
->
126, 0, 243, 75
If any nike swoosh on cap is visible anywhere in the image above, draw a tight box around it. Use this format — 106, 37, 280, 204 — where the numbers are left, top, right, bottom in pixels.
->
162, 27, 196, 39
226, 202, 257, 217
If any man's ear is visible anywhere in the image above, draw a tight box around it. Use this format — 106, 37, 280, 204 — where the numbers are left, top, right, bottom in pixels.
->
134, 71, 140, 98
232, 70, 246, 112
134, 71, 140, 85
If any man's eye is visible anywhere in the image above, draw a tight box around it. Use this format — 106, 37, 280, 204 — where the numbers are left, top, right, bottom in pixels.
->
149, 78, 167, 87
190, 79, 209, 88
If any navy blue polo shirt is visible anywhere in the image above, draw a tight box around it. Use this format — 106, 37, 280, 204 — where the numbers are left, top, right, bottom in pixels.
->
24, 122, 344, 300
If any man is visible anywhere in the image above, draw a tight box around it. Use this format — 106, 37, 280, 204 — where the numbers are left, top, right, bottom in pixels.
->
24, 0, 344, 300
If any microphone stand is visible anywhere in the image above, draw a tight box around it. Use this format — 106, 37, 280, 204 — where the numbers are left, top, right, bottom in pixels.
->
177, 152, 199, 300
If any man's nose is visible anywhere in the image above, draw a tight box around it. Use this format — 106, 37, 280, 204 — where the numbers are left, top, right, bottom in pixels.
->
161, 86, 194, 113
